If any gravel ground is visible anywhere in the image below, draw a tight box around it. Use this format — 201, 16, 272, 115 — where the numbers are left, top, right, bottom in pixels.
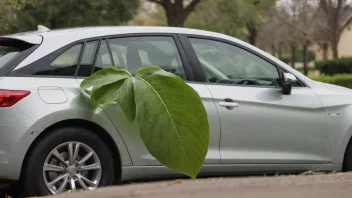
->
53, 173, 352, 198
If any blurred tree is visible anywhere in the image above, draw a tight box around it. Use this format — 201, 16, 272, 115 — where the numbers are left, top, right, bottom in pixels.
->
185, 0, 275, 45
0, 0, 29, 35
0, 0, 17, 35
217, 0, 276, 46
258, 11, 289, 58
128, 2, 166, 26
185, 0, 241, 38
147, 0, 203, 27
11, 0, 140, 32
319, 0, 352, 58
275, 0, 319, 75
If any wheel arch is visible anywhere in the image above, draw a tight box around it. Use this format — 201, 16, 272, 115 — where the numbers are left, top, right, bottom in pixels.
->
20, 119, 123, 183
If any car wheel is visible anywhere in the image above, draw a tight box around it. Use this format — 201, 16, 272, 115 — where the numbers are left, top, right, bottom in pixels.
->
22, 127, 115, 196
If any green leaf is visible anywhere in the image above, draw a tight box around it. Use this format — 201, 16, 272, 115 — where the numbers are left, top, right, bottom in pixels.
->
116, 78, 136, 123
133, 67, 209, 179
82, 65, 210, 179
90, 79, 126, 110
80, 67, 131, 91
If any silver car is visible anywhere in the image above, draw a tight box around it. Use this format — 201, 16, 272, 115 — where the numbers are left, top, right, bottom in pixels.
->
1, 26, 352, 196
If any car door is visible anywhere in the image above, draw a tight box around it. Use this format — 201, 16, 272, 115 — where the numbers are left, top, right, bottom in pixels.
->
76, 35, 221, 166
182, 36, 328, 164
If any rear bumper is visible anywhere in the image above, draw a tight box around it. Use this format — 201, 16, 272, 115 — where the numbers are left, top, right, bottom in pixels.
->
0, 107, 42, 180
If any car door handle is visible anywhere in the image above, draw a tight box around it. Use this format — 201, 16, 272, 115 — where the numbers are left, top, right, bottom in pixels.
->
219, 102, 239, 110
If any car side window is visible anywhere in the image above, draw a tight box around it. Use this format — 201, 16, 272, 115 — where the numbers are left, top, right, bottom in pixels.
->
189, 38, 280, 87
108, 36, 186, 80
39, 44, 82, 76
11, 43, 83, 76
77, 40, 99, 77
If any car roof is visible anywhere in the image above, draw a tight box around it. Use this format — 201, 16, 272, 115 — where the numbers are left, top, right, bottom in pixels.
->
3, 26, 232, 45
34, 26, 223, 38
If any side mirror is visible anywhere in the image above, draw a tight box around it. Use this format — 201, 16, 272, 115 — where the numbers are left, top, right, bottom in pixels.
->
281, 73, 297, 95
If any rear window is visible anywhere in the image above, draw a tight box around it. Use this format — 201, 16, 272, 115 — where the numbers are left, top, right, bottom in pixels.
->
0, 39, 35, 75
0, 46, 20, 68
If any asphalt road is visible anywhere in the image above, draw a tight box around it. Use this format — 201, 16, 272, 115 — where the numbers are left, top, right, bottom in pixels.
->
54, 173, 352, 198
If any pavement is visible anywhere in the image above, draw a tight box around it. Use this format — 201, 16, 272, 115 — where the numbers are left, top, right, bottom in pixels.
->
53, 173, 352, 198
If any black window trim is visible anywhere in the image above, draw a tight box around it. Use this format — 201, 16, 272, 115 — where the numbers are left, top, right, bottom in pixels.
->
178, 34, 308, 88
8, 33, 194, 81
74, 40, 87, 77
75, 39, 101, 77
105, 38, 115, 66
90, 39, 103, 74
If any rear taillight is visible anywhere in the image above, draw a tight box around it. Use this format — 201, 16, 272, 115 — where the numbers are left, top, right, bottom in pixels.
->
0, 90, 30, 107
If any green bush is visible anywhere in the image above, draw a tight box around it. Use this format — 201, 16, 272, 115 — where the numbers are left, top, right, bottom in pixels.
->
311, 74, 352, 88
296, 49, 316, 62
315, 57, 352, 75
280, 56, 290, 64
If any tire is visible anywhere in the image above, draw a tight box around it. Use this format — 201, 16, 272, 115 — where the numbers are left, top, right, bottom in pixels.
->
343, 140, 352, 171
22, 127, 115, 197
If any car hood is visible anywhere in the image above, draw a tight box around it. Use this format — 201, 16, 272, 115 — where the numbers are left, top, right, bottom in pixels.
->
324, 83, 352, 93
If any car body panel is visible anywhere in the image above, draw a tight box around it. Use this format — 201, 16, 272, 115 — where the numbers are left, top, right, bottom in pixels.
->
0, 77, 132, 180
206, 85, 328, 164
310, 82, 352, 165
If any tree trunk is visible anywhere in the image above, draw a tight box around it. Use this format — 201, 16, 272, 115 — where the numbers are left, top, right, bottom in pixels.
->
246, 22, 258, 46
167, 17, 186, 27
322, 43, 328, 60
271, 44, 276, 57
278, 42, 283, 60
290, 43, 296, 68
331, 36, 339, 59
162, 1, 186, 27
302, 41, 310, 76
330, 17, 340, 59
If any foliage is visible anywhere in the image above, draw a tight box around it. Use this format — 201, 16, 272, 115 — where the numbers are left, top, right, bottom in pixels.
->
0, 0, 25, 35
186, 0, 275, 44
81, 66, 210, 179
149, 4, 168, 26
280, 56, 290, 64
185, 0, 242, 39
281, 50, 315, 65
8, 0, 140, 33
311, 74, 352, 88
295, 49, 316, 62
315, 57, 352, 75
218, 0, 276, 45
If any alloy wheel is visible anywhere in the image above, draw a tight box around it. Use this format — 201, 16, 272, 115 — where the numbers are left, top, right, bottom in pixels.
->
43, 142, 102, 194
